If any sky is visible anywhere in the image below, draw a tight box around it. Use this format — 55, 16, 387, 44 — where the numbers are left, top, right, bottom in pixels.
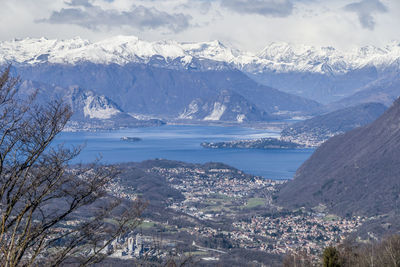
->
0, 0, 399, 52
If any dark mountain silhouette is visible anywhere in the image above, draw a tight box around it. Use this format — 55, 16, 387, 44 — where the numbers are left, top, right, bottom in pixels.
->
276, 97, 400, 218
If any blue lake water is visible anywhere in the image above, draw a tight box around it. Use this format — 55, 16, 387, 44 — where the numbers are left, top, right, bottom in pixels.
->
55, 124, 314, 180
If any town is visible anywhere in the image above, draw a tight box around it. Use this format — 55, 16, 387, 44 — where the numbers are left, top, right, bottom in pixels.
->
87, 160, 366, 264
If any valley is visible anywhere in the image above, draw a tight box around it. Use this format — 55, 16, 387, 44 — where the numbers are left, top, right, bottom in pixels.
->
1, 34, 400, 266
2, 0, 400, 265
71, 159, 366, 266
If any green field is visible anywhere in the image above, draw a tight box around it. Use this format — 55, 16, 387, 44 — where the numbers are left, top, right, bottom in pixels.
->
139, 221, 157, 229
185, 251, 209, 256
244, 198, 265, 209
324, 214, 340, 221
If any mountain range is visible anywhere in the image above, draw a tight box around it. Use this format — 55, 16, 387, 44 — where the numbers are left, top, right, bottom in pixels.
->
2, 36, 400, 127
4, 36, 400, 243
10, 60, 321, 125
2, 36, 400, 104
2, 36, 399, 74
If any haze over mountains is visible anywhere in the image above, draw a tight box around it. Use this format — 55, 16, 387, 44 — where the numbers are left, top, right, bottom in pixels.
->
281, 103, 387, 146
327, 71, 400, 110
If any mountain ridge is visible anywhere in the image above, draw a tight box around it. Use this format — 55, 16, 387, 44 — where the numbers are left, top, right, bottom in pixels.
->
13, 63, 321, 121
1, 36, 400, 74
17, 80, 165, 130
276, 97, 400, 218
281, 102, 388, 146
4, 36, 400, 104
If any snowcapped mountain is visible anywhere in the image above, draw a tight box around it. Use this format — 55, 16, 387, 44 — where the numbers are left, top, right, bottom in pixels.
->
0, 36, 239, 68
248, 42, 400, 103
3, 35, 400, 115
252, 41, 400, 73
1, 36, 399, 74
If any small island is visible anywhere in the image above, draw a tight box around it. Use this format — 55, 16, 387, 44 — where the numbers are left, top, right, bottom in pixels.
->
121, 137, 142, 142
201, 137, 303, 149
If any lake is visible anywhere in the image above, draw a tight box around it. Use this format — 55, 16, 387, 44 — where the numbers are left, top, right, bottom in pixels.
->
55, 124, 314, 180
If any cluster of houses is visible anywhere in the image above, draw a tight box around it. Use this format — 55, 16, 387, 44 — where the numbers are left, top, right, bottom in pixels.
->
233, 213, 364, 255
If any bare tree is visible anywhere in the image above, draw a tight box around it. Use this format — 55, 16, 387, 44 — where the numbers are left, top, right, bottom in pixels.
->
283, 250, 314, 267
316, 234, 400, 267
0, 65, 146, 266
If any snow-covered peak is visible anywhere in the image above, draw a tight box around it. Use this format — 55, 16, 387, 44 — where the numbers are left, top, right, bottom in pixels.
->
0, 35, 234, 65
258, 42, 311, 61
1, 36, 400, 74
0, 37, 91, 64
254, 41, 400, 73
181, 40, 239, 62
356, 45, 386, 57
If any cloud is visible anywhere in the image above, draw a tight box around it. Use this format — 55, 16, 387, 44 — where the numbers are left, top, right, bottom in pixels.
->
219, 0, 293, 17
66, 0, 92, 7
180, 0, 213, 15
344, 0, 388, 30
38, 1, 192, 33
1, 0, 399, 54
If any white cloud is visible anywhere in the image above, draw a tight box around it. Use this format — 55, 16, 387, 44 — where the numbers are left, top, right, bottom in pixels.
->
0, 0, 398, 53
38, 0, 192, 33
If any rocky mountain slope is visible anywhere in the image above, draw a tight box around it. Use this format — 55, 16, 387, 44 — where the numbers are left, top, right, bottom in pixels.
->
18, 80, 164, 130
13, 64, 321, 122
178, 90, 273, 122
276, 97, 400, 218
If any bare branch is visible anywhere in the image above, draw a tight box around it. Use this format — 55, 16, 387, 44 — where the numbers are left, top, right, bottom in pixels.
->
0, 65, 146, 266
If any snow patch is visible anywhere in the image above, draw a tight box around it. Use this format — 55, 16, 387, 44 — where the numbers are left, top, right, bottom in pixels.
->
179, 100, 199, 119
129, 113, 159, 120
236, 114, 246, 123
83, 93, 120, 119
203, 102, 226, 121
